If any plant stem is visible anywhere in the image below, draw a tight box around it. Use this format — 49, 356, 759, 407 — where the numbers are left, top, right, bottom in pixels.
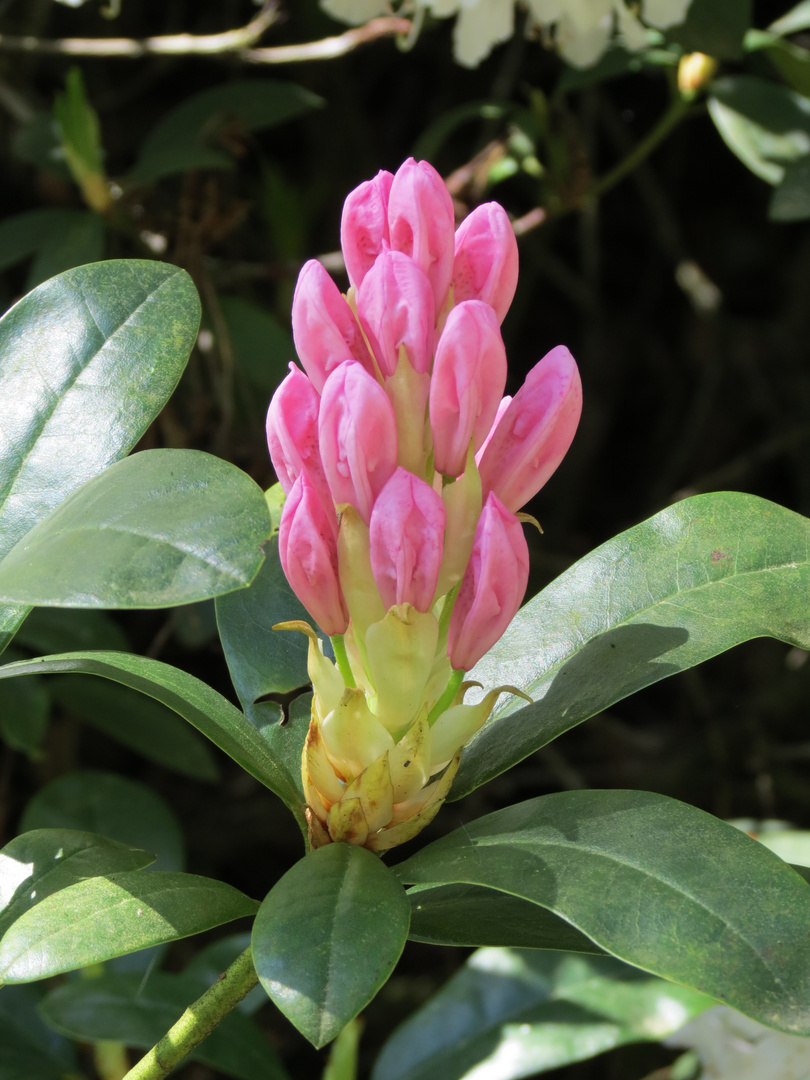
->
428, 667, 465, 725
331, 633, 355, 687
122, 948, 258, 1080
586, 93, 692, 204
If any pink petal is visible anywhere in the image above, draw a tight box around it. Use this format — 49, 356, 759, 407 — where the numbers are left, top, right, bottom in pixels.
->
387, 158, 456, 312
340, 169, 394, 289
452, 202, 519, 324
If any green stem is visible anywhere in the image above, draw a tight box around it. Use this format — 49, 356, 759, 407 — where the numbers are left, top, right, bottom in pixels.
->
331, 633, 355, 687
586, 93, 692, 203
428, 667, 465, 725
122, 948, 258, 1080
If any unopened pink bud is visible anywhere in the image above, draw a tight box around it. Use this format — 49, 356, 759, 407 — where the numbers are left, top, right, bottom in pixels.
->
429, 300, 507, 478
278, 471, 348, 636
388, 158, 455, 312
369, 467, 446, 612
318, 361, 398, 523
448, 492, 529, 671
475, 394, 511, 466
341, 169, 394, 289
291, 260, 373, 393
266, 363, 324, 495
477, 345, 582, 513
452, 203, 519, 324
356, 249, 435, 378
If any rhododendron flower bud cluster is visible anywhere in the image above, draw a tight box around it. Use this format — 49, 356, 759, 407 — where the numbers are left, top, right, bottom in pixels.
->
267, 157, 582, 852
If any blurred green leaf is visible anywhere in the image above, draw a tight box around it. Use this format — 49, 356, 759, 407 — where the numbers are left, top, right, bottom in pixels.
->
770, 0, 810, 36
53, 67, 110, 213
15, 608, 128, 654
407, 883, 604, 953
0, 983, 78, 1080
0, 260, 200, 655
708, 75, 810, 184
50, 675, 219, 781
769, 156, 810, 218
219, 295, 295, 396
39, 971, 289, 1080
395, 789, 810, 1036
129, 80, 323, 184
185, 933, 268, 1015
413, 101, 512, 162
0, 653, 49, 756
373, 948, 712, 1080
0, 828, 154, 940
0, 652, 308, 833
323, 1018, 362, 1080
455, 493, 810, 800
745, 29, 810, 97
0, 449, 270, 609
0, 208, 104, 290
20, 770, 185, 871
666, 0, 751, 59
0, 871, 258, 982
11, 112, 69, 178
253, 844, 410, 1048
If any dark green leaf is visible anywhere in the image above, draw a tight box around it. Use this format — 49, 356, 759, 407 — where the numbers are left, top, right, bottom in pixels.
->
745, 30, 810, 97
20, 770, 185, 872
413, 102, 512, 162
39, 971, 288, 1080
253, 844, 410, 1048
0, 449, 270, 608
15, 608, 128, 654
0, 652, 307, 833
666, 0, 751, 59
0, 208, 104, 288
50, 675, 219, 781
219, 295, 295, 396
708, 76, 810, 184
407, 883, 603, 953
455, 492, 810, 799
0, 660, 49, 756
130, 80, 323, 183
373, 948, 712, 1080
0, 984, 77, 1080
395, 789, 810, 1035
0, 828, 154, 940
185, 933, 268, 1015
769, 156, 810, 219
0, 871, 258, 982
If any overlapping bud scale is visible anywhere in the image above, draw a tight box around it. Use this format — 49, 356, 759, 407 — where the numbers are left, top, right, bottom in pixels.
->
267, 157, 582, 852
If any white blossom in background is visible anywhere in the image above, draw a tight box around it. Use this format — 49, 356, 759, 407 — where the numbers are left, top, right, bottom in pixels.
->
666, 1006, 810, 1080
319, 0, 695, 68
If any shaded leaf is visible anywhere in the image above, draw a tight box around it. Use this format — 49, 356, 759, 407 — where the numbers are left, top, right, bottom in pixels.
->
15, 608, 128, 654
0, 658, 49, 756
0, 652, 307, 833
219, 295, 295, 396
253, 844, 410, 1048
185, 932, 268, 1015
0, 208, 104, 290
770, 156, 810, 219
0, 871, 258, 982
456, 492, 810, 799
20, 770, 184, 872
0, 983, 78, 1080
666, 0, 751, 59
39, 971, 288, 1080
395, 789, 810, 1035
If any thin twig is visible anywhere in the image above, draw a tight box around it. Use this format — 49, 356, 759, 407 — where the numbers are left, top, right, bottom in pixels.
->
239, 16, 412, 64
0, 1, 280, 58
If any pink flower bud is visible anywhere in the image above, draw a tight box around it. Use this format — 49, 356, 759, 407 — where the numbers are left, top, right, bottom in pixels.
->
387, 158, 455, 312
266, 363, 324, 495
452, 203, 519, 324
278, 471, 348, 636
318, 361, 398, 523
341, 169, 394, 289
477, 345, 582, 513
475, 394, 511, 466
291, 259, 373, 393
429, 300, 507, 478
356, 249, 435, 378
369, 467, 446, 612
448, 492, 529, 671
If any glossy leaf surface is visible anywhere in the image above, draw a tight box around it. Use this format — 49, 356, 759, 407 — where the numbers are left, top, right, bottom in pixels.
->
0, 871, 258, 982
253, 844, 410, 1048
40, 971, 288, 1080
456, 492, 810, 799
373, 948, 712, 1080
0, 449, 270, 608
395, 789, 810, 1035
0, 652, 307, 832
0, 828, 154, 940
